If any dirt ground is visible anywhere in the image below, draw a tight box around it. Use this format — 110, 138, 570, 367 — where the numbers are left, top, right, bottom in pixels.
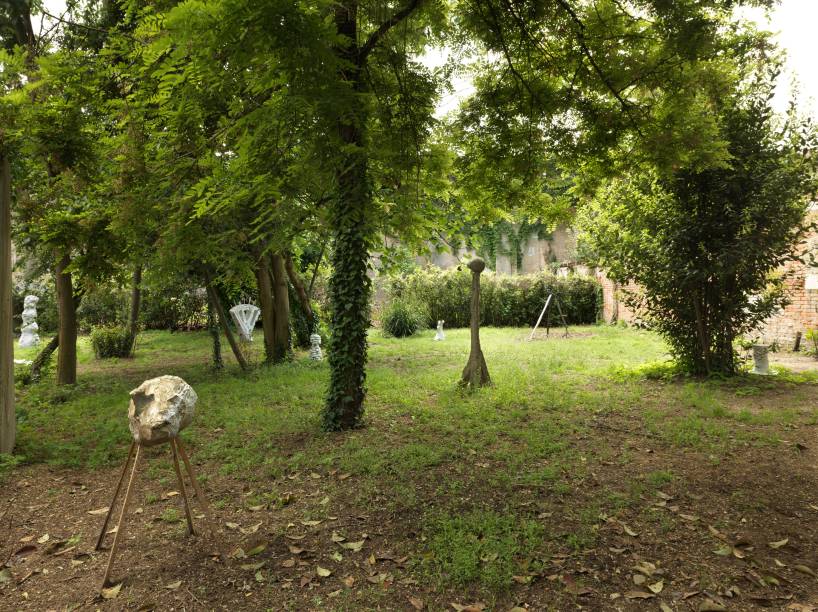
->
4, 410, 818, 611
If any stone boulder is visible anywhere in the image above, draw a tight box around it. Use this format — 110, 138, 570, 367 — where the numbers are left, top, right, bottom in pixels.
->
128, 375, 197, 446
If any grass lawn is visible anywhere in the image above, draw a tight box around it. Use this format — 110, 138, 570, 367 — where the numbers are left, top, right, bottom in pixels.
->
4, 326, 818, 610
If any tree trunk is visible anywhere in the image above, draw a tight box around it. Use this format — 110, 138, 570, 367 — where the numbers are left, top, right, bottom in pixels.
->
270, 253, 291, 362
206, 290, 223, 370
461, 258, 491, 388
55, 253, 77, 385
204, 277, 249, 371
0, 153, 14, 453
255, 253, 276, 364
692, 288, 710, 375
30, 335, 58, 382
127, 263, 142, 349
285, 252, 314, 325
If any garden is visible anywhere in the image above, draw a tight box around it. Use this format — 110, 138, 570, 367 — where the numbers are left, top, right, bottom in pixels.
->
3, 1, 818, 611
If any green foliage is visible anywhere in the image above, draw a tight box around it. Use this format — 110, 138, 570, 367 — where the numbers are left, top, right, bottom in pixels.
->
420, 510, 545, 590
805, 329, 818, 357
77, 286, 129, 332
387, 267, 600, 329
380, 297, 429, 338
90, 326, 134, 359
580, 65, 818, 375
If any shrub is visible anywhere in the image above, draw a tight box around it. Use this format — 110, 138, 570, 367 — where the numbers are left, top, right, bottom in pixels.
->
77, 286, 129, 332
806, 329, 818, 358
385, 266, 600, 328
90, 326, 135, 359
381, 298, 429, 337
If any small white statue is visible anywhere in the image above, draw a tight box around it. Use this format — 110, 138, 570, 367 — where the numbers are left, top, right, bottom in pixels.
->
229, 304, 260, 342
752, 344, 770, 375
19, 295, 40, 348
128, 375, 197, 447
309, 333, 323, 361
434, 320, 445, 341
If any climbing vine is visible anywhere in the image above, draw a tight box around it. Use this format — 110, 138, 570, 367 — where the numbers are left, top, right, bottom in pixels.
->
469, 220, 551, 271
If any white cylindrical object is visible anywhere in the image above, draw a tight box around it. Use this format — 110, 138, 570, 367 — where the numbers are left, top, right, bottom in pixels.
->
752, 344, 770, 375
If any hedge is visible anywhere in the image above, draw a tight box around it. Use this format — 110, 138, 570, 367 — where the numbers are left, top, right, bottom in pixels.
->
385, 267, 601, 329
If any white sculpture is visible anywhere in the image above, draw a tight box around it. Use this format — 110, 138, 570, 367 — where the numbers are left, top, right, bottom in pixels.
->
309, 333, 323, 361
128, 375, 197, 447
752, 344, 770, 375
229, 303, 260, 342
434, 320, 445, 341
18, 295, 40, 348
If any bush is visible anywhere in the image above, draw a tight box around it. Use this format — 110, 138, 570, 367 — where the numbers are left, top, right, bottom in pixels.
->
385, 266, 601, 329
90, 326, 135, 359
140, 286, 208, 331
381, 297, 429, 337
77, 286, 129, 332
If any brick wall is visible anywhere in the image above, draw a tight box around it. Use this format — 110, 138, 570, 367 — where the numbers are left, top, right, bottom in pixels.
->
756, 210, 818, 348
595, 269, 640, 324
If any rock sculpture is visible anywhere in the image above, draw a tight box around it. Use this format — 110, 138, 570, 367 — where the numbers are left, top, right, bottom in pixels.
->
434, 320, 445, 341
128, 375, 197, 446
309, 333, 323, 360
229, 303, 260, 342
18, 295, 40, 348
97, 375, 220, 589
460, 258, 491, 388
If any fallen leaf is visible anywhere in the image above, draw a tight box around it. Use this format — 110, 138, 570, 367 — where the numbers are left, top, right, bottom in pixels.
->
247, 504, 264, 512
11, 545, 36, 560
624, 591, 655, 600
769, 538, 789, 549
331, 531, 346, 543
255, 570, 265, 583
633, 574, 646, 585
648, 580, 664, 594
621, 523, 639, 537
164, 491, 179, 498
18, 535, 34, 543
228, 547, 246, 559
408, 595, 424, 610
285, 533, 306, 541
0, 569, 11, 584
338, 473, 351, 480
281, 559, 296, 568
164, 580, 182, 590
793, 564, 817, 577
225, 522, 240, 530
342, 576, 355, 587
288, 545, 304, 555
240, 522, 262, 535
37, 534, 49, 544
340, 540, 365, 552
100, 583, 122, 599
451, 603, 486, 612
331, 551, 343, 562
247, 543, 267, 556
87, 507, 109, 516
316, 566, 332, 577
310, 472, 321, 479
512, 575, 532, 584
301, 520, 322, 527
660, 604, 673, 612
680, 514, 699, 522
240, 562, 266, 571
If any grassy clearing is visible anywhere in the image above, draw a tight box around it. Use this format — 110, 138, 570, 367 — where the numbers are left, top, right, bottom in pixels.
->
10, 325, 818, 604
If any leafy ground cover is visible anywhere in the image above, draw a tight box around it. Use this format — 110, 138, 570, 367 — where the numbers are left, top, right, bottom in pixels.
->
3, 327, 818, 610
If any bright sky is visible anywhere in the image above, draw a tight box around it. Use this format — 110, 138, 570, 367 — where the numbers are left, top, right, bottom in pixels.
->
42, 0, 818, 119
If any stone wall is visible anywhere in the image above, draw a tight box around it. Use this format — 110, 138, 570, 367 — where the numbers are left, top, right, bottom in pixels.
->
418, 225, 578, 274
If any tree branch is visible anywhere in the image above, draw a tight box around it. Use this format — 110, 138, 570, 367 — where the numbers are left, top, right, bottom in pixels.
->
358, 0, 423, 64
554, 0, 643, 134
